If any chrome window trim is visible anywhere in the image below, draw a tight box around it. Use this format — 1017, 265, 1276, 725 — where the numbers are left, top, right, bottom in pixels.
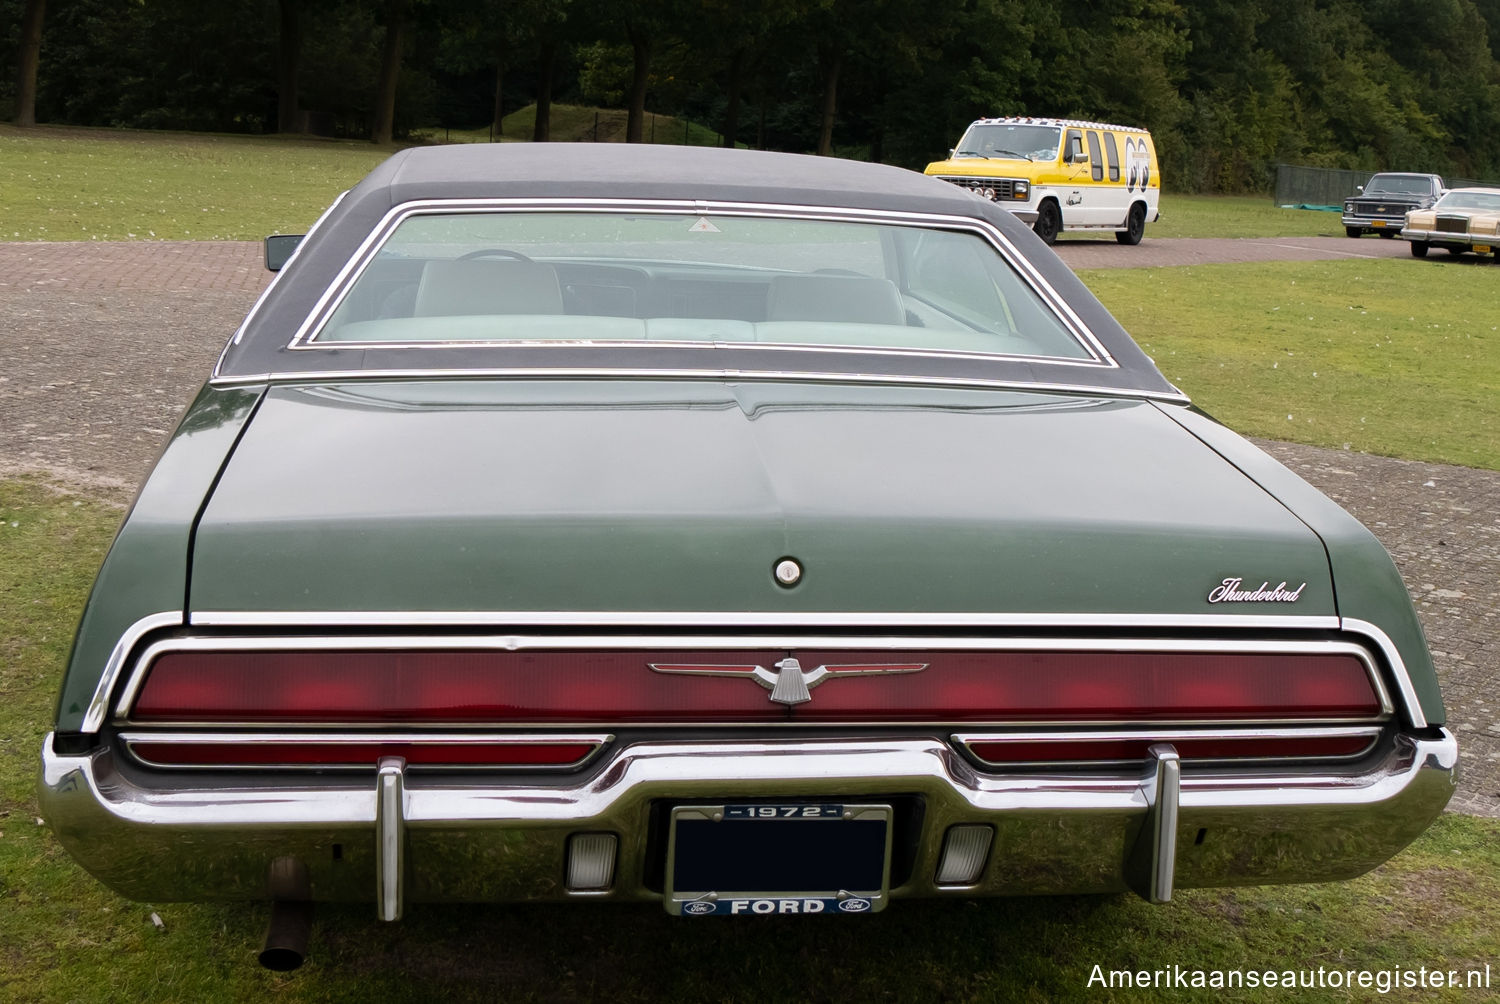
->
189, 610, 1340, 629
213, 190, 349, 378
114, 632, 1394, 729
206, 367, 1193, 404
82, 610, 182, 734
954, 726, 1383, 768
290, 337, 1107, 372
120, 731, 613, 771
281, 198, 1116, 367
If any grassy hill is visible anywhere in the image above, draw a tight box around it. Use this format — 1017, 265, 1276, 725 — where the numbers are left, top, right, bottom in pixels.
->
412, 104, 732, 147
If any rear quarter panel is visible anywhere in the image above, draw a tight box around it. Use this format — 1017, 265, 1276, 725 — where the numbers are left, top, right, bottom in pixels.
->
1156, 402, 1445, 726
52, 384, 264, 734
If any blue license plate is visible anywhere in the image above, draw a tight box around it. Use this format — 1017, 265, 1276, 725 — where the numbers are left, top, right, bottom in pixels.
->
665, 803, 893, 916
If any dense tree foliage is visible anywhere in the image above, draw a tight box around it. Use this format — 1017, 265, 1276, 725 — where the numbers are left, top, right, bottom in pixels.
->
4, 0, 1499, 190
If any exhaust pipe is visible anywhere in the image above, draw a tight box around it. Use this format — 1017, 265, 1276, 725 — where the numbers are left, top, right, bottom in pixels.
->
258, 857, 312, 971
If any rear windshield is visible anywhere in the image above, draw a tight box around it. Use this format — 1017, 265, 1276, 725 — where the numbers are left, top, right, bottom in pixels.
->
311, 212, 1094, 362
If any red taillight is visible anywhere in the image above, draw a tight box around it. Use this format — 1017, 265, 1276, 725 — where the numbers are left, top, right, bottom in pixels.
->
126, 739, 598, 769
965, 732, 1377, 765
128, 647, 1385, 724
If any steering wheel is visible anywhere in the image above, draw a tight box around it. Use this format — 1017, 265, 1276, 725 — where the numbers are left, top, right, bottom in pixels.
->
456, 248, 536, 263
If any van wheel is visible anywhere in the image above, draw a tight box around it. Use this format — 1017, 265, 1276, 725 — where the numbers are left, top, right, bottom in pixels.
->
1116, 204, 1146, 245
1409, 241, 1429, 258
1034, 201, 1061, 245
1345, 226, 1363, 238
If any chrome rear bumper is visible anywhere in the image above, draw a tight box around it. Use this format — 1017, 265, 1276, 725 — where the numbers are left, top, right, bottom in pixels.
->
40, 731, 1456, 909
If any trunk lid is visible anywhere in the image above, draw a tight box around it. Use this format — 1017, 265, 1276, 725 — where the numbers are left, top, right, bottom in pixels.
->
189, 381, 1335, 618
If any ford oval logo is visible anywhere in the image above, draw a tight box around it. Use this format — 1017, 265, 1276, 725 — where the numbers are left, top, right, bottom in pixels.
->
684, 901, 715, 915
837, 897, 872, 913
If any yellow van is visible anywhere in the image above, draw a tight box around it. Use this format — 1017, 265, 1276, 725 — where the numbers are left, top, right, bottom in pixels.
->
925, 116, 1161, 245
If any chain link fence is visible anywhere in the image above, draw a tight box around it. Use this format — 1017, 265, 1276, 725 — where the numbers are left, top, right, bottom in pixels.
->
1276, 164, 1500, 208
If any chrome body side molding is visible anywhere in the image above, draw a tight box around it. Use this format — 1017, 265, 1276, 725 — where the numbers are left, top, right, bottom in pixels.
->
81, 611, 182, 734
113, 632, 1396, 729
83, 612, 1429, 735
281, 198, 1115, 367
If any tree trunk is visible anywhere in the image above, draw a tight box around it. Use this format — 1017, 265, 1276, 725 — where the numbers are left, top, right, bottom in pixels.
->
13, 0, 46, 127
371, 0, 406, 145
816, 48, 840, 157
722, 48, 745, 148
533, 40, 556, 142
491, 57, 505, 138
625, 27, 652, 144
276, 0, 302, 133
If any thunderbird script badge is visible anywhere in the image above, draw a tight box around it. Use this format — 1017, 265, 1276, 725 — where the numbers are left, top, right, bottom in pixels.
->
1207, 577, 1307, 603
649, 657, 928, 706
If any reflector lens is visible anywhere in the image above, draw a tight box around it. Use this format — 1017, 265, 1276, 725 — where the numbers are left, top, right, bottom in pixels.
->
936, 825, 994, 885
966, 733, 1376, 765
129, 648, 1384, 724
128, 740, 597, 768
567, 833, 618, 891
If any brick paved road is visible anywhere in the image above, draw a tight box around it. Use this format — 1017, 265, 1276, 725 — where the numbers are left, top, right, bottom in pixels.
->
2, 239, 1495, 815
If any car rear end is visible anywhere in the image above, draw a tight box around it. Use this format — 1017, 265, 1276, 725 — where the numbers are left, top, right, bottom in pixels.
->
41, 382, 1457, 919
42, 615, 1455, 915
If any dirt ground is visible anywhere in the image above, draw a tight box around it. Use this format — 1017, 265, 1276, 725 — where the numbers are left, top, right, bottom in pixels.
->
1, 238, 1494, 816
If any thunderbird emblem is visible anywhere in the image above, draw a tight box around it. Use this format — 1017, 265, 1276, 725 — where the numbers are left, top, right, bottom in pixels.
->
649, 657, 928, 706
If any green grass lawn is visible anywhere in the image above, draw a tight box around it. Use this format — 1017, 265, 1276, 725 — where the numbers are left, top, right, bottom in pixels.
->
0, 124, 392, 241
4, 123, 1336, 243
1080, 258, 1500, 470
2, 480, 1497, 1001
1149, 195, 1340, 239
411, 103, 732, 147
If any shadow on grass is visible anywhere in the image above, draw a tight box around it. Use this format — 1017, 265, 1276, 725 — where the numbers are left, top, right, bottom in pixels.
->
223, 893, 1126, 1001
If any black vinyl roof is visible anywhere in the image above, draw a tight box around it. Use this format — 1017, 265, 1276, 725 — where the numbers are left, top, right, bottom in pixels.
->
214, 143, 1180, 399
375, 143, 998, 217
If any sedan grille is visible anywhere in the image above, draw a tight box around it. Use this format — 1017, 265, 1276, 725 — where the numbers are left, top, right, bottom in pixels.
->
1436, 216, 1470, 234
938, 177, 1018, 201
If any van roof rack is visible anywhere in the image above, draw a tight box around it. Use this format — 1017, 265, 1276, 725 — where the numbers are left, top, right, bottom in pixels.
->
974, 116, 1146, 133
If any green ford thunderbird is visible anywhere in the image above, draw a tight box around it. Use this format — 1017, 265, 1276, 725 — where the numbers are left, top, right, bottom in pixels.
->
40, 145, 1454, 966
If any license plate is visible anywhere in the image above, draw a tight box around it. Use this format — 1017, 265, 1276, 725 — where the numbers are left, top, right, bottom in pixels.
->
1372, 220, 1387, 227
1475, 244, 1492, 254
664, 803, 893, 916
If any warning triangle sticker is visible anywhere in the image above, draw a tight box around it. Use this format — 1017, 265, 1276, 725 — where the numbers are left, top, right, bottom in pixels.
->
688, 217, 721, 233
